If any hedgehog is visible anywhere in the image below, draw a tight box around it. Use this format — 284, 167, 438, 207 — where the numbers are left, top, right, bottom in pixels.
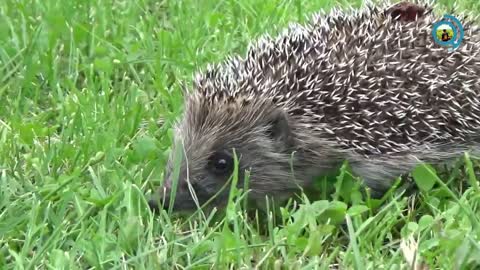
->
148, 1, 480, 212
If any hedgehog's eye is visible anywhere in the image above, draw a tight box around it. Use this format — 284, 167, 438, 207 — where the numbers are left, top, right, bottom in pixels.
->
208, 152, 234, 175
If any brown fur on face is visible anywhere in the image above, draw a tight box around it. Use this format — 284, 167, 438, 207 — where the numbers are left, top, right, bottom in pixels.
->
153, 94, 328, 212
385, 2, 426, 22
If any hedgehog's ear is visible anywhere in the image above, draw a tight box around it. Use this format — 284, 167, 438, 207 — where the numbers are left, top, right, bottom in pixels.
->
266, 109, 293, 149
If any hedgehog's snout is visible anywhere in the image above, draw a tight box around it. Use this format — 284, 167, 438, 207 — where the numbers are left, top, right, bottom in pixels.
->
148, 174, 211, 212
147, 181, 171, 212
147, 198, 160, 212
148, 178, 183, 212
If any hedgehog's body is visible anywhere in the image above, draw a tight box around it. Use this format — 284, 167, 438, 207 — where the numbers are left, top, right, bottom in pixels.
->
150, 2, 480, 211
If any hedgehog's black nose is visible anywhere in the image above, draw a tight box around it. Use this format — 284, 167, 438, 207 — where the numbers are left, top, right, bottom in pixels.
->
148, 191, 171, 213
148, 199, 160, 213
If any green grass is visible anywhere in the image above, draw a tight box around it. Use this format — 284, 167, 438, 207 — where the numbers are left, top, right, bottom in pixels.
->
1, 0, 480, 268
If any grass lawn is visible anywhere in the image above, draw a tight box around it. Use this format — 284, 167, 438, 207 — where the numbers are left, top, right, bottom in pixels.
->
1, 0, 480, 269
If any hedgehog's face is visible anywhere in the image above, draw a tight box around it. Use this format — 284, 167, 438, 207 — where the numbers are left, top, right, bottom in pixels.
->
148, 95, 303, 212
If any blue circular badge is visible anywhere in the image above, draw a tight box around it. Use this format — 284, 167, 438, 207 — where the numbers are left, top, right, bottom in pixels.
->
431, 14, 464, 51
